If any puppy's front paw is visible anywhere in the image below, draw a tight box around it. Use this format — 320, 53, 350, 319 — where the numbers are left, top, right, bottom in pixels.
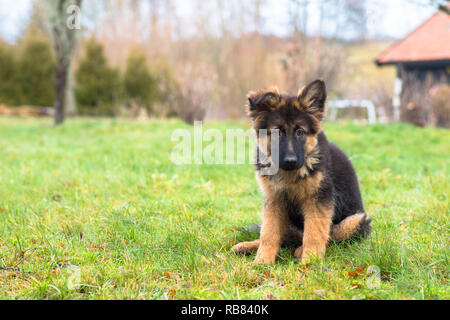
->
300, 249, 324, 264
253, 248, 276, 264
232, 240, 259, 256
253, 255, 275, 265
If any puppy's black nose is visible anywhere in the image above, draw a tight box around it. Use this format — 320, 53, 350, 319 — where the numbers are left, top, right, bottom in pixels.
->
283, 155, 298, 166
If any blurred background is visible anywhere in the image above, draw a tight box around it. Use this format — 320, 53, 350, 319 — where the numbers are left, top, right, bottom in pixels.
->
0, 0, 448, 127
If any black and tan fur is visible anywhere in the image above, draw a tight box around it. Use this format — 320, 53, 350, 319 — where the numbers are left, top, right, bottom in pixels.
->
233, 80, 372, 264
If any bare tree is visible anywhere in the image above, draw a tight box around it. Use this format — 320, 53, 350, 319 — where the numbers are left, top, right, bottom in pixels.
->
45, 0, 82, 126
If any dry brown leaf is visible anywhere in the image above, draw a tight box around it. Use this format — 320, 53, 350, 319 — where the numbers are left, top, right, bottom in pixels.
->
355, 267, 366, 273
164, 272, 180, 280
348, 271, 358, 277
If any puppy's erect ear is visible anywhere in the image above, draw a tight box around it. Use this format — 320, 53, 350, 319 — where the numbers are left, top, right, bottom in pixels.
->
247, 87, 280, 119
297, 80, 327, 120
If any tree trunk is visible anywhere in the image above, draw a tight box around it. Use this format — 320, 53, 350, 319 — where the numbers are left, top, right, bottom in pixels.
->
65, 66, 77, 116
54, 57, 68, 125
46, 0, 82, 126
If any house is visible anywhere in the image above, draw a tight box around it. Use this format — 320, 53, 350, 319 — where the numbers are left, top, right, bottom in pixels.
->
376, 10, 450, 126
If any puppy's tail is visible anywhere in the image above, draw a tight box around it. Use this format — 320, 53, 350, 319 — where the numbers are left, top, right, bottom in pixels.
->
331, 213, 372, 242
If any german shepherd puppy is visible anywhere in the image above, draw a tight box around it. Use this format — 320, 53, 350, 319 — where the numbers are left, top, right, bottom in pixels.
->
233, 80, 372, 264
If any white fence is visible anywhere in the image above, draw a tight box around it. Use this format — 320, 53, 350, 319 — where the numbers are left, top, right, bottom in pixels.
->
327, 99, 377, 124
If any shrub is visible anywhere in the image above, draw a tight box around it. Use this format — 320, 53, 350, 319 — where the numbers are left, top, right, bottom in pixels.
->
150, 60, 182, 118
16, 37, 55, 106
75, 38, 121, 116
0, 42, 20, 106
123, 52, 159, 116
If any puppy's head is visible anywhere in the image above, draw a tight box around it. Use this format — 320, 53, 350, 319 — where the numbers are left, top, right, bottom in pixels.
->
247, 80, 326, 172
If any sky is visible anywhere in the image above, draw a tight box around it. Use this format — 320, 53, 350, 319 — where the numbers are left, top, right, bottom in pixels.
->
0, 0, 439, 43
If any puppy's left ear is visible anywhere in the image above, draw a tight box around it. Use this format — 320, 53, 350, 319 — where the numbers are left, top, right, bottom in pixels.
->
246, 87, 280, 119
297, 79, 327, 120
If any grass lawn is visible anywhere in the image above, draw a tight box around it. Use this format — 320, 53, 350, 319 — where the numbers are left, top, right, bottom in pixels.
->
0, 117, 448, 300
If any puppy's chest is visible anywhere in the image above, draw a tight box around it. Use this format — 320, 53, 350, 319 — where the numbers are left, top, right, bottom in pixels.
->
259, 172, 324, 228
274, 175, 324, 228
279, 188, 305, 229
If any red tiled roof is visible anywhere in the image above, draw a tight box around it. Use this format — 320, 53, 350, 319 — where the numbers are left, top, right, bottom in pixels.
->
376, 11, 450, 65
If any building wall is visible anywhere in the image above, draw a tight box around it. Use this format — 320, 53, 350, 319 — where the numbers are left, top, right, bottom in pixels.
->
399, 64, 450, 126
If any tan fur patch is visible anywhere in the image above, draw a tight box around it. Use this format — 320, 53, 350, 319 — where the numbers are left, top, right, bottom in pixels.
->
295, 147, 321, 180
300, 202, 333, 263
296, 135, 321, 179
306, 135, 318, 153
296, 171, 324, 200
261, 168, 323, 197
266, 171, 323, 209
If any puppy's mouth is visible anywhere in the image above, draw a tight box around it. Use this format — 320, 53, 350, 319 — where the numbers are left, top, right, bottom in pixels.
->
279, 162, 304, 171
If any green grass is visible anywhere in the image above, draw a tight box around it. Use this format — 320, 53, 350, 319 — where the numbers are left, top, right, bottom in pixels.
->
0, 117, 448, 300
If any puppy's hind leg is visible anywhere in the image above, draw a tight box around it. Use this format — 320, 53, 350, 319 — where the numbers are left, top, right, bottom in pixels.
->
331, 213, 372, 241
293, 214, 372, 259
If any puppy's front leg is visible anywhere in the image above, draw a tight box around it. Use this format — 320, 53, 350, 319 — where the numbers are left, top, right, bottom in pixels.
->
301, 201, 332, 264
254, 202, 286, 264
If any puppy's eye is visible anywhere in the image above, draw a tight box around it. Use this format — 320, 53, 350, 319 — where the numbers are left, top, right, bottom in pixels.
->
295, 128, 306, 137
